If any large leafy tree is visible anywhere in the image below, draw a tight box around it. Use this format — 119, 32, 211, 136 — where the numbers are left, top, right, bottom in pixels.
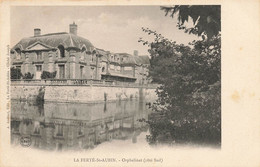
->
161, 5, 221, 39
140, 5, 221, 145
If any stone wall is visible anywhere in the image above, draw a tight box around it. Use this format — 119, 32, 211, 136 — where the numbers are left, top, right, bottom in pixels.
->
11, 85, 157, 103
11, 85, 43, 101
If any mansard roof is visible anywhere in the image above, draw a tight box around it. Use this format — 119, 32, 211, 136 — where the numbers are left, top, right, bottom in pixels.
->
12, 32, 94, 51
134, 55, 150, 65
117, 53, 137, 65
117, 53, 150, 66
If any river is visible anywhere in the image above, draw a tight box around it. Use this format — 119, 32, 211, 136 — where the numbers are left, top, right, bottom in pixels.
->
11, 99, 153, 151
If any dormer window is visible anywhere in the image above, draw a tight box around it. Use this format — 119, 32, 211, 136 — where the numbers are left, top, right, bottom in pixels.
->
81, 47, 86, 61
25, 54, 29, 62
58, 45, 65, 58
15, 48, 21, 60
92, 54, 95, 62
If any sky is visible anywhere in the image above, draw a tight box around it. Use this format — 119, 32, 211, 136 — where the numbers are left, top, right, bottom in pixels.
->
11, 6, 198, 55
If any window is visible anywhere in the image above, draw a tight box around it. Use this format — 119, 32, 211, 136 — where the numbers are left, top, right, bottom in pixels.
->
91, 54, 95, 62
92, 55, 96, 62
124, 66, 132, 71
81, 47, 86, 61
80, 55, 84, 61
33, 126, 40, 135
36, 65, 42, 71
110, 64, 114, 70
15, 48, 21, 60
78, 126, 84, 136
16, 66, 21, 70
58, 45, 65, 58
58, 65, 65, 79
102, 67, 105, 72
80, 66, 84, 78
36, 51, 42, 60
25, 54, 29, 61
91, 68, 95, 79
56, 125, 63, 137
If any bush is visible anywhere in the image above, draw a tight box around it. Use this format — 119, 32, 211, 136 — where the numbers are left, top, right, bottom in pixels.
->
11, 67, 23, 79
23, 72, 34, 79
41, 71, 57, 79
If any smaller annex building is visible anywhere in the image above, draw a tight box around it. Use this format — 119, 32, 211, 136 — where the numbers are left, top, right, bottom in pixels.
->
11, 23, 150, 84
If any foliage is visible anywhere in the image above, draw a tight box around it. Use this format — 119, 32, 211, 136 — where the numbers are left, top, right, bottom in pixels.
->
161, 5, 221, 39
11, 67, 23, 79
139, 27, 221, 145
23, 72, 34, 79
41, 71, 57, 79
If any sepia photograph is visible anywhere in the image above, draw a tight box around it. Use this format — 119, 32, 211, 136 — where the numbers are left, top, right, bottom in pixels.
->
10, 5, 221, 151
0, 1, 259, 167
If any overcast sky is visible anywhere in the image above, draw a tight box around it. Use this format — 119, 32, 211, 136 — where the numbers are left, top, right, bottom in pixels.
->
11, 6, 198, 55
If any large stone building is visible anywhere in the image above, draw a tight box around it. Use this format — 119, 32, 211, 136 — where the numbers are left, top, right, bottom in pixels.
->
11, 23, 150, 84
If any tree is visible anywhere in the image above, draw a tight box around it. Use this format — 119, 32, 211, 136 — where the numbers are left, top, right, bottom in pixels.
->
140, 29, 221, 145
161, 5, 221, 39
139, 5, 221, 145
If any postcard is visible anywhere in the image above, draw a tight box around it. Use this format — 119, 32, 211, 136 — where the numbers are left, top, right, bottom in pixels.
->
0, 0, 259, 166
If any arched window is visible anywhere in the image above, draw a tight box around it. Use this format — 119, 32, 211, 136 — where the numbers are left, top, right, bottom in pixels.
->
15, 48, 21, 60
58, 45, 65, 58
81, 47, 86, 53
102, 67, 105, 72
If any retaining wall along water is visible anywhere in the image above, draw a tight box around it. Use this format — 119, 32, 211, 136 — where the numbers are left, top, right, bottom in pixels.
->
11, 85, 157, 103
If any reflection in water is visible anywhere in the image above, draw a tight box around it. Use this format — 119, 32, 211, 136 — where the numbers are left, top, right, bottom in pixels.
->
11, 100, 152, 151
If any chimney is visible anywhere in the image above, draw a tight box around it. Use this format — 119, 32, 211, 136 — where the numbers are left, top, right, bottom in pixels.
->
34, 28, 41, 37
133, 50, 138, 56
69, 22, 77, 35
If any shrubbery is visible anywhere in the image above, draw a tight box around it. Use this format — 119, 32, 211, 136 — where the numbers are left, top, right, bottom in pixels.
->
23, 72, 34, 79
11, 68, 57, 80
41, 71, 57, 79
11, 67, 23, 79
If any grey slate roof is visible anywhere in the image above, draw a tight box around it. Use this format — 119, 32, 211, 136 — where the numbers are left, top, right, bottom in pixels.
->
12, 32, 94, 51
134, 55, 150, 65
117, 53, 150, 66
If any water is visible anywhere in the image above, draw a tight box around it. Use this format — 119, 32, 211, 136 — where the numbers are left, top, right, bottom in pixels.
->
11, 99, 152, 151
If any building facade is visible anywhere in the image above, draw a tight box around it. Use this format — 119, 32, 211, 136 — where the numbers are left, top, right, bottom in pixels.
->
11, 23, 150, 84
